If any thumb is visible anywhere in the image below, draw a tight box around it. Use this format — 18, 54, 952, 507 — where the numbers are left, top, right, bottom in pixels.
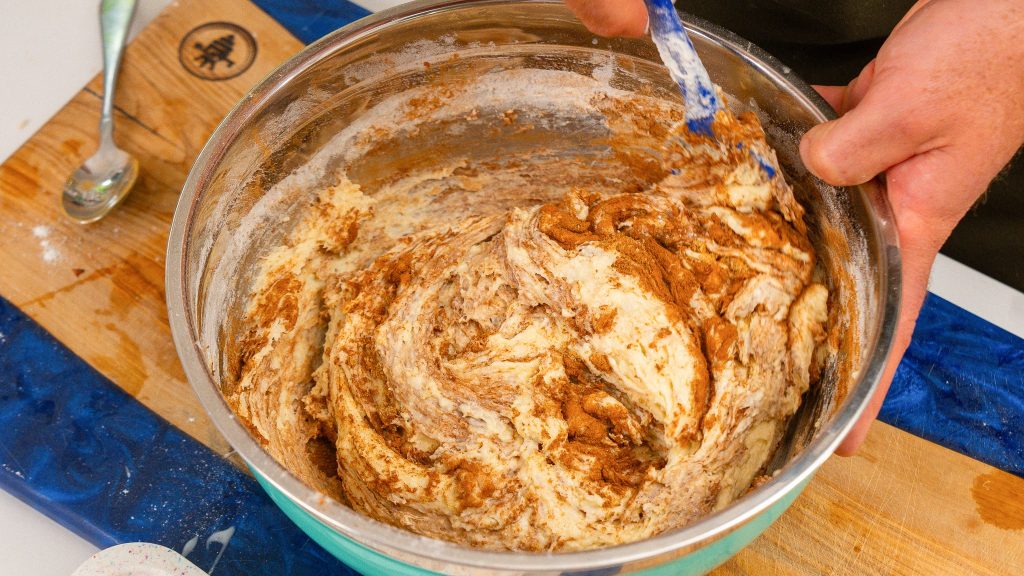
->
799, 88, 929, 187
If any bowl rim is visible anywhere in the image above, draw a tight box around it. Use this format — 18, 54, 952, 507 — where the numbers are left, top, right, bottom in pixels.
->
166, 0, 902, 570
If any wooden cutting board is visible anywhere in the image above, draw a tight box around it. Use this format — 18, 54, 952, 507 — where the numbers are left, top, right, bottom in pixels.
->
0, 0, 1020, 573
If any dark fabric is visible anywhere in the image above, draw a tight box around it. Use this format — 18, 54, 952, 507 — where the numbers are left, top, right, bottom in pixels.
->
686, 0, 916, 45
941, 161, 1024, 294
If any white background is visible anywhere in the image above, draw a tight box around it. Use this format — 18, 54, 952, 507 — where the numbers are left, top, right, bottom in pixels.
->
0, 0, 1020, 574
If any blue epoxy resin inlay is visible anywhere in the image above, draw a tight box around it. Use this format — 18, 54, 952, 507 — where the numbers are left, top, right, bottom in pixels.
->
880, 293, 1024, 476
0, 298, 357, 576
252, 0, 370, 44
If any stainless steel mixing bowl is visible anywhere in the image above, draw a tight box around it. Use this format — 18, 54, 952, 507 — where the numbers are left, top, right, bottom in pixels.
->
166, 1, 900, 573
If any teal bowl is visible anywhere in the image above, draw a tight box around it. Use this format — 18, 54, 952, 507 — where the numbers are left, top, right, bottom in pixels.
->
254, 467, 809, 575
167, 1, 900, 573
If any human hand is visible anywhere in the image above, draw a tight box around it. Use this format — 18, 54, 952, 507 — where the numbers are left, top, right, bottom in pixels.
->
566, 0, 1024, 454
801, 0, 1024, 453
564, 0, 648, 37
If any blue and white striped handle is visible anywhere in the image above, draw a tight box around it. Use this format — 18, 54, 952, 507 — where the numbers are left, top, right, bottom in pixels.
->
645, 0, 719, 136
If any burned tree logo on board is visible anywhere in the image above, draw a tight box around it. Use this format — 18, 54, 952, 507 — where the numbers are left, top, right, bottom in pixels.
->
194, 34, 236, 70
179, 22, 257, 81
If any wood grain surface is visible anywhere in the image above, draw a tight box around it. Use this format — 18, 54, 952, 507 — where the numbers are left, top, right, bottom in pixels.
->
0, 0, 1020, 573
0, 0, 302, 454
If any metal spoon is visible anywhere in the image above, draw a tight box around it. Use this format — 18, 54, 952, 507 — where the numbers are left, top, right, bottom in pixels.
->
63, 0, 139, 224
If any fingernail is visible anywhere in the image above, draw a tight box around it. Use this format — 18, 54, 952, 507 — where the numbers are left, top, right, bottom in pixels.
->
803, 121, 836, 151
800, 122, 836, 176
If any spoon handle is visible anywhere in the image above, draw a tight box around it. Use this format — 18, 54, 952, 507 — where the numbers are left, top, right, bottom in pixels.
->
98, 0, 138, 145
644, 0, 719, 135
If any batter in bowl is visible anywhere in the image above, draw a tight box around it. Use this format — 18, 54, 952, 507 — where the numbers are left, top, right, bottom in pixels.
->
226, 68, 830, 551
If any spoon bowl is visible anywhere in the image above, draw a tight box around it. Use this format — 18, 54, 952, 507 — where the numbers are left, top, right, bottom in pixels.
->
63, 0, 138, 224
62, 142, 139, 223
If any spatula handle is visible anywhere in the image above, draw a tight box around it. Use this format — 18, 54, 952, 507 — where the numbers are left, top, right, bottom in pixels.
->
645, 0, 719, 135
98, 0, 138, 143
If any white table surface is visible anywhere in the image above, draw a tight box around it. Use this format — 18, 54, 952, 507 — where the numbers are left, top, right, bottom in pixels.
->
1, 1, 1021, 574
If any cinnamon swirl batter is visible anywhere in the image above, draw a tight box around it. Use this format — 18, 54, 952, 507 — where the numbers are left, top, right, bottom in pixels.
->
227, 71, 829, 551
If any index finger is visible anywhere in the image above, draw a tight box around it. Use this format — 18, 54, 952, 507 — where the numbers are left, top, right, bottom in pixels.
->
565, 0, 648, 37
812, 85, 847, 113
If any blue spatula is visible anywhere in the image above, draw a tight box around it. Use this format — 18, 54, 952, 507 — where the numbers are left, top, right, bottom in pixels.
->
645, 0, 780, 177
644, 0, 720, 137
